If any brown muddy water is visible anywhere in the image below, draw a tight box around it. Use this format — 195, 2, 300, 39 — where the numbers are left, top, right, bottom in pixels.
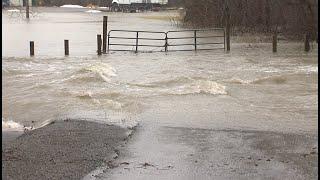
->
2, 7, 318, 135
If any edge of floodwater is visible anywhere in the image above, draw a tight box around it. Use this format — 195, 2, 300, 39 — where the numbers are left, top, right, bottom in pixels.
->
2, 119, 138, 180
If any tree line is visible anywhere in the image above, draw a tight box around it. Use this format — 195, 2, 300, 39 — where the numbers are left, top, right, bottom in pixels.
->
182, 0, 318, 40
36, 0, 181, 6
36, 0, 112, 6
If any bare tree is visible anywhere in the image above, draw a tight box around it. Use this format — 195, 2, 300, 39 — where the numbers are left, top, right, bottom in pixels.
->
182, 0, 318, 40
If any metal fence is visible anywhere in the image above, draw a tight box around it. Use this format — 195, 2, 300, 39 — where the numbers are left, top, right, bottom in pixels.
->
107, 28, 225, 53
108, 30, 167, 52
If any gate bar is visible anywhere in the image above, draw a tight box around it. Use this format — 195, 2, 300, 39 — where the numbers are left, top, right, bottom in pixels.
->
135, 32, 139, 53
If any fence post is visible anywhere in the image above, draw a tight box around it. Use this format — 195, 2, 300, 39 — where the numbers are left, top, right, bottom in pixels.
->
305, 34, 310, 52
30, 41, 34, 56
226, 9, 230, 52
97, 34, 102, 55
194, 30, 197, 51
223, 29, 226, 50
272, 32, 277, 53
64, 40, 69, 56
135, 31, 139, 53
26, 0, 29, 19
103, 16, 108, 53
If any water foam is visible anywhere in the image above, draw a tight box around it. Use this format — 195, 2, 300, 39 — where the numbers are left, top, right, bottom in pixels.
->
73, 90, 93, 99
225, 78, 252, 84
130, 77, 227, 96
79, 63, 117, 82
225, 75, 287, 85
2, 118, 55, 132
166, 79, 227, 95
2, 119, 25, 131
296, 66, 318, 74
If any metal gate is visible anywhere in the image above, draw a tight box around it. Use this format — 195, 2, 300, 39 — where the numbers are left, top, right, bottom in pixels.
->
108, 30, 167, 52
107, 28, 225, 53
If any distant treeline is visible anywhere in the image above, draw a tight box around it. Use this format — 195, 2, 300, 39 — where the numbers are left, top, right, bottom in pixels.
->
37, 0, 112, 6
37, 0, 182, 6
182, 0, 318, 40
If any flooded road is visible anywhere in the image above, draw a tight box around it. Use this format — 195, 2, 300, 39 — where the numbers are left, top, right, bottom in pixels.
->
2, 7, 318, 179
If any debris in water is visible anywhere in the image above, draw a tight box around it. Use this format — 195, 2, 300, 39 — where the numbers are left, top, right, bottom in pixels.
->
113, 149, 120, 159
157, 165, 174, 170
138, 162, 156, 169
302, 154, 309, 158
106, 161, 118, 169
120, 162, 130, 165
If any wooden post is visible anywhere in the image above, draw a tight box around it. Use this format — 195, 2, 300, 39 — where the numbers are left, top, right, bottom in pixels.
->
97, 34, 102, 55
26, 0, 29, 19
135, 31, 139, 53
273, 32, 277, 53
64, 40, 69, 56
223, 30, 226, 50
103, 16, 108, 53
226, 6, 230, 52
30, 41, 34, 56
305, 34, 310, 52
194, 30, 197, 51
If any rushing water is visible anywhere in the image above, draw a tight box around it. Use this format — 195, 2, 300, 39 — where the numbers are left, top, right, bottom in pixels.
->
2, 7, 318, 134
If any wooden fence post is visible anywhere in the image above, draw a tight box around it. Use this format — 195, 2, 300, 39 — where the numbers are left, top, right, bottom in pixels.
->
223, 30, 226, 50
64, 40, 69, 56
30, 41, 34, 56
103, 16, 108, 53
97, 34, 102, 55
26, 0, 29, 19
305, 34, 310, 52
226, 6, 230, 52
273, 32, 277, 53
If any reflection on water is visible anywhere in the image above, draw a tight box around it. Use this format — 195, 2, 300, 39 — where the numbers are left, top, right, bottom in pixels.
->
2, 8, 318, 134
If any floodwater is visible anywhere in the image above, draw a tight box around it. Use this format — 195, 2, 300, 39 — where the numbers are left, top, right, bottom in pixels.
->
2, 7, 318, 135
